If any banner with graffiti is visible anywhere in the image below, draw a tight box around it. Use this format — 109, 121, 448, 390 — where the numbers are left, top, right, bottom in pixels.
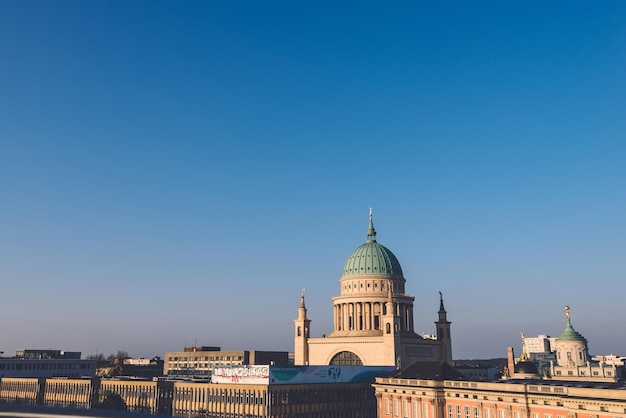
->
212, 365, 395, 385
212, 365, 270, 384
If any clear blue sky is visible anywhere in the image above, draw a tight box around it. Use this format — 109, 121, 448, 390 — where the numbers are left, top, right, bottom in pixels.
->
1, 1, 625, 360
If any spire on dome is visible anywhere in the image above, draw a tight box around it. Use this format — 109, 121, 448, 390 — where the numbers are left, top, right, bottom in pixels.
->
300, 288, 306, 308
366, 207, 377, 242
438, 291, 446, 312
557, 305, 586, 342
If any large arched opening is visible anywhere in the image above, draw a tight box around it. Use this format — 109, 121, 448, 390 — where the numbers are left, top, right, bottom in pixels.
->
329, 351, 363, 366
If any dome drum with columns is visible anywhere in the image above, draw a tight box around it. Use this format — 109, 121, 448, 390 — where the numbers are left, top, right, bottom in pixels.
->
294, 210, 453, 367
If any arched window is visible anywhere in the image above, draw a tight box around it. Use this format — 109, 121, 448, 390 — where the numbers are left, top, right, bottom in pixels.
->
386, 323, 391, 334
330, 351, 363, 366
297, 326, 301, 337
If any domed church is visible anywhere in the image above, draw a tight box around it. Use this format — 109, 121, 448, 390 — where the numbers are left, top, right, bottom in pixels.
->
294, 210, 453, 367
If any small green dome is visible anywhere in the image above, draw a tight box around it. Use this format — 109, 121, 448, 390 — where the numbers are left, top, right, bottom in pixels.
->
557, 319, 587, 342
342, 211, 404, 278
557, 308, 586, 342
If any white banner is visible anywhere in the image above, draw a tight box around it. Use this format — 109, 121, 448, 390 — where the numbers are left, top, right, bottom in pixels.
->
211, 365, 270, 384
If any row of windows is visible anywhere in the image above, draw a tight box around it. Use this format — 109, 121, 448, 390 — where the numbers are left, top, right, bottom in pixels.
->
554, 369, 609, 376
0, 362, 90, 370
343, 280, 406, 292
169, 361, 244, 370
384, 398, 429, 418
170, 356, 244, 361
387, 398, 581, 418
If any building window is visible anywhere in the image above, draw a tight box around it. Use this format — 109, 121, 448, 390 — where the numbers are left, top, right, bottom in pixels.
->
385, 398, 391, 415
448, 405, 453, 418
404, 400, 409, 418
498, 410, 505, 418
413, 402, 419, 418
465, 406, 470, 418
484, 409, 490, 418
474, 407, 479, 418
514, 412, 520, 418
457, 405, 462, 418
394, 399, 399, 416
423, 403, 429, 418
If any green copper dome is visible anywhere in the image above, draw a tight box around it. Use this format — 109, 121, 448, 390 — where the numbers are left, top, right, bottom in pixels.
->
342, 211, 404, 278
557, 307, 587, 342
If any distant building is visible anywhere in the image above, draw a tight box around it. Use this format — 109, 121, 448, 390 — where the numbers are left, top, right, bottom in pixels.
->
507, 306, 623, 382
294, 211, 452, 368
120, 356, 164, 379
522, 334, 555, 353
124, 357, 152, 366
15, 349, 81, 360
454, 365, 499, 380
592, 354, 626, 366
0, 349, 95, 378
454, 359, 505, 381
163, 346, 289, 379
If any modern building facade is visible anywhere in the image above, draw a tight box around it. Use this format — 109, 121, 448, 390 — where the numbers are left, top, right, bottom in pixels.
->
295, 211, 453, 368
163, 346, 289, 378
0, 349, 95, 379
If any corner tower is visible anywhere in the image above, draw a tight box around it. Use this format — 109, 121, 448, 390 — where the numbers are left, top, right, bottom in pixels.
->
435, 292, 453, 364
294, 289, 310, 365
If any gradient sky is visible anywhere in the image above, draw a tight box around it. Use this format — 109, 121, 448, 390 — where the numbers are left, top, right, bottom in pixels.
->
1, 1, 625, 360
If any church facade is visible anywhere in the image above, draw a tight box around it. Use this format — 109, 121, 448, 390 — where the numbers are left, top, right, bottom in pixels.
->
294, 211, 452, 367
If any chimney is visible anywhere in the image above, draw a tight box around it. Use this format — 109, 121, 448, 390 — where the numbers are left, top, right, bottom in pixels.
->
507, 346, 515, 378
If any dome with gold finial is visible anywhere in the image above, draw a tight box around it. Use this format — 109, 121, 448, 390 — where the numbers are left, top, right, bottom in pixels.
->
557, 306, 587, 343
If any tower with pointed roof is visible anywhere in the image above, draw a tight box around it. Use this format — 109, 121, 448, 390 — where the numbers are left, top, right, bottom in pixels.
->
436, 291, 453, 364
294, 210, 453, 367
294, 289, 310, 365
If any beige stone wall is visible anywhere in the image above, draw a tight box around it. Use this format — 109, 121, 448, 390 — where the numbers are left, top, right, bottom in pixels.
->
307, 335, 387, 366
